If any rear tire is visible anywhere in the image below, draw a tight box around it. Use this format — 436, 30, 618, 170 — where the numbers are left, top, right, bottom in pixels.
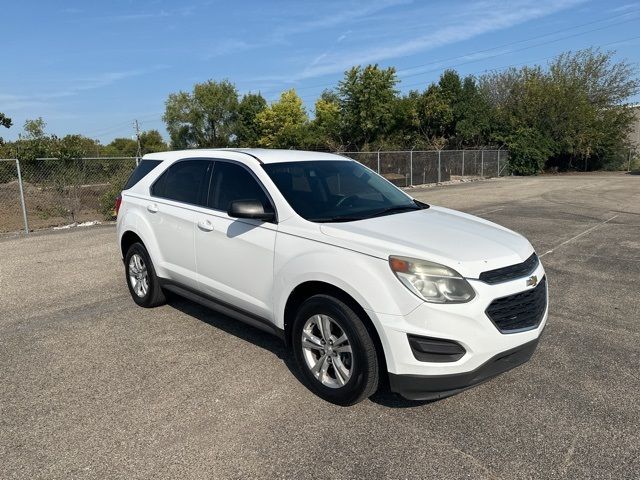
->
292, 294, 379, 405
124, 242, 166, 308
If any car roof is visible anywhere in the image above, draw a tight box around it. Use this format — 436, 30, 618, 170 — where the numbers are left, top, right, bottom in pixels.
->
142, 148, 350, 164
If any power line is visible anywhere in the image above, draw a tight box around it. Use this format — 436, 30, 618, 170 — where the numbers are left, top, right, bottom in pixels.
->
399, 33, 640, 91
83, 113, 163, 138
398, 16, 640, 81
288, 33, 640, 105
396, 9, 640, 76
263, 8, 640, 98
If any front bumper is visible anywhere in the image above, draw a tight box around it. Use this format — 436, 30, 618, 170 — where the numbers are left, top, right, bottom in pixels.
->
366, 261, 547, 399
388, 337, 540, 401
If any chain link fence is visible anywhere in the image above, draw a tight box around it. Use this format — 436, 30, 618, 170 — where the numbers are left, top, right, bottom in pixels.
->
0, 157, 136, 235
341, 149, 509, 187
0, 149, 509, 235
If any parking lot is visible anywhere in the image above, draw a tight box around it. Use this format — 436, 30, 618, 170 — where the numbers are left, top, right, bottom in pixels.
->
1, 172, 638, 479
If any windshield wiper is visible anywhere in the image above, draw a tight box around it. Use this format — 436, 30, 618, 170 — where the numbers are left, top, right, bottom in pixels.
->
311, 216, 365, 223
310, 201, 428, 223
363, 204, 422, 219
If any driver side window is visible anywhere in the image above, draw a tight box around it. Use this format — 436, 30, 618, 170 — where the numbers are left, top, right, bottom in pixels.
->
207, 162, 272, 213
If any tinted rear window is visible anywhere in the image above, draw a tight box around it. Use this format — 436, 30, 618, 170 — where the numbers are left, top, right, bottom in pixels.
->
124, 160, 162, 189
151, 160, 211, 206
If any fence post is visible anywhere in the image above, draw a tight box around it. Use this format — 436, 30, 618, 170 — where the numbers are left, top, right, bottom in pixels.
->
16, 159, 30, 234
409, 148, 413, 186
481, 149, 484, 177
462, 150, 465, 177
628, 148, 632, 172
497, 148, 501, 177
377, 150, 380, 174
437, 149, 441, 184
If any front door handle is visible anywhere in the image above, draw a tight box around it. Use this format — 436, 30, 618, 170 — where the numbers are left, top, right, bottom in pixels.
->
197, 219, 214, 232
146, 203, 158, 213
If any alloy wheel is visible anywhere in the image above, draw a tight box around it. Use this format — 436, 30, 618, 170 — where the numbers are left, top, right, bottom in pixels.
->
128, 253, 149, 298
301, 314, 353, 388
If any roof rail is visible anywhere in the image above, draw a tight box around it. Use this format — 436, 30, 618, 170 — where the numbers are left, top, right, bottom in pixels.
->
221, 149, 263, 164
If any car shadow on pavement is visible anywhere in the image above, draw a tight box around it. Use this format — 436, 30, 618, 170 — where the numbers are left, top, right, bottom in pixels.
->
166, 293, 434, 409
369, 389, 435, 408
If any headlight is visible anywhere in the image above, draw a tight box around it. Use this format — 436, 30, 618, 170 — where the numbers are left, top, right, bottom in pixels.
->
389, 256, 475, 303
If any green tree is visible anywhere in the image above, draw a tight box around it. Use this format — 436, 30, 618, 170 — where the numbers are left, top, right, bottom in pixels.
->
163, 79, 239, 148
16, 118, 57, 162
0, 112, 11, 143
482, 49, 638, 173
53, 134, 101, 221
0, 113, 14, 181
56, 134, 100, 159
0, 112, 11, 129
103, 137, 138, 157
338, 65, 398, 149
236, 93, 267, 146
256, 89, 308, 148
454, 76, 493, 147
387, 90, 421, 148
438, 69, 463, 140
24, 117, 46, 139
139, 129, 168, 154
546, 49, 637, 170
416, 84, 453, 148
311, 90, 344, 149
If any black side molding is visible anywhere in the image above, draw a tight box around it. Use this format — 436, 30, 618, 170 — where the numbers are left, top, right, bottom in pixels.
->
159, 279, 285, 341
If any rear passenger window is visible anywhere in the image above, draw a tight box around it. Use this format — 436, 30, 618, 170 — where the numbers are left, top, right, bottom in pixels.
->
208, 162, 272, 212
151, 160, 211, 205
124, 159, 161, 189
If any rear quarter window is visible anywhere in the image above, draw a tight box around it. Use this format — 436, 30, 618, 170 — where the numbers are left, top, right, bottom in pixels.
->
124, 159, 162, 190
150, 159, 211, 206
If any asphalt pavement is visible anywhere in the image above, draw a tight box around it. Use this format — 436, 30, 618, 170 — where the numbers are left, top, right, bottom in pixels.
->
1, 172, 638, 479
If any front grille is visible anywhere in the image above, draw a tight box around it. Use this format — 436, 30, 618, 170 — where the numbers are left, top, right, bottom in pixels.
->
479, 253, 539, 284
485, 277, 547, 333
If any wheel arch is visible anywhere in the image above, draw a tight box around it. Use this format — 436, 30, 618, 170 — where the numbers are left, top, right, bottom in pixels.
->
283, 280, 388, 378
120, 230, 144, 258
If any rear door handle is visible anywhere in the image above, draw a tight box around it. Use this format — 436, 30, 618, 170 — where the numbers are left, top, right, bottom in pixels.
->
197, 219, 214, 232
146, 203, 158, 213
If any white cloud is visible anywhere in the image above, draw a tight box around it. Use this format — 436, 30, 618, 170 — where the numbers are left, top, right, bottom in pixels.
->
293, 0, 586, 80
2, 66, 168, 112
203, 39, 255, 59
272, 0, 413, 38
609, 2, 640, 13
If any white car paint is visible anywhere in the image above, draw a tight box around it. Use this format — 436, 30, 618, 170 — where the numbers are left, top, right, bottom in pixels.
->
117, 148, 547, 400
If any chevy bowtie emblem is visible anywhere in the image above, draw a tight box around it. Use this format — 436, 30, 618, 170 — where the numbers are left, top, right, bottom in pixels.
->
526, 275, 538, 287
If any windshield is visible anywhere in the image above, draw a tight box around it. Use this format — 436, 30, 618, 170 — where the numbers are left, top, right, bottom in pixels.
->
263, 160, 426, 222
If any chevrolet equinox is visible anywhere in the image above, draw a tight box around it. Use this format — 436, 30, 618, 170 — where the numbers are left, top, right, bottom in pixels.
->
116, 149, 547, 405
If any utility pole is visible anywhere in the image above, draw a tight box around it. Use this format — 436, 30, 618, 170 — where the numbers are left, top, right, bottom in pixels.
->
133, 119, 142, 163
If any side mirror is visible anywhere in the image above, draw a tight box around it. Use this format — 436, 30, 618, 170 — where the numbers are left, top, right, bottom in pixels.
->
228, 200, 275, 222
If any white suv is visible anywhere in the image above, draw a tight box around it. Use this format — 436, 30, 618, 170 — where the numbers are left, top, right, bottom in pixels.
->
116, 149, 547, 405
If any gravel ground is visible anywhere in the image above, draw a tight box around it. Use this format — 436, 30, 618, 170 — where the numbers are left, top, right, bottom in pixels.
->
1, 172, 639, 479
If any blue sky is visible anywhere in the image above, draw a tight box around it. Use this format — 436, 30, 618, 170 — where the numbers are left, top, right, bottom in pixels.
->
2, 0, 639, 143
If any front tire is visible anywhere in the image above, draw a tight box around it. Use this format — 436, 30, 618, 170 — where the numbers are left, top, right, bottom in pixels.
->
292, 294, 379, 405
124, 242, 166, 308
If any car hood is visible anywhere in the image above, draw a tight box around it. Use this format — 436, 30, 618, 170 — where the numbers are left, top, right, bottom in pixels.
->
319, 206, 534, 279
